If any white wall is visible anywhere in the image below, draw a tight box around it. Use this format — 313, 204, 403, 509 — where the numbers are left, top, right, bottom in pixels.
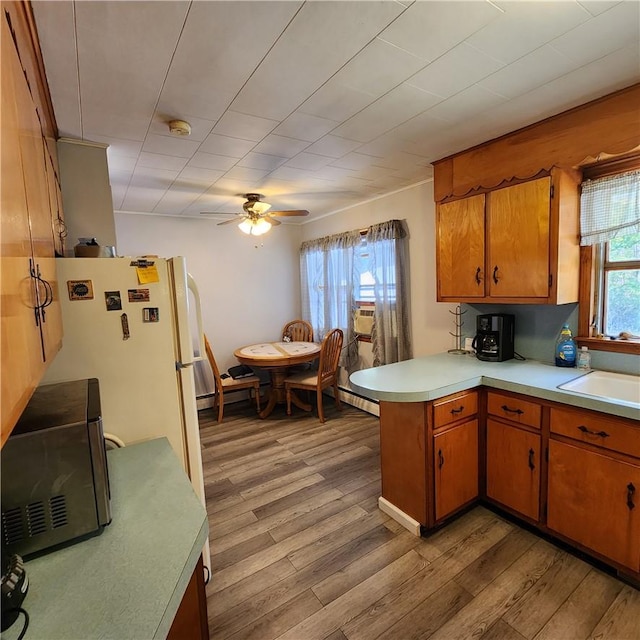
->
114, 213, 303, 390
300, 180, 457, 359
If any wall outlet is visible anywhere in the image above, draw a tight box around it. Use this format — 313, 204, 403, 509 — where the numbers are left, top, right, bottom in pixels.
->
464, 337, 475, 353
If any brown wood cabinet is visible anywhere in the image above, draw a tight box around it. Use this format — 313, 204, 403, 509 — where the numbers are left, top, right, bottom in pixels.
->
167, 556, 210, 640
547, 407, 640, 572
379, 390, 479, 528
434, 419, 478, 521
1, 3, 63, 447
436, 169, 580, 304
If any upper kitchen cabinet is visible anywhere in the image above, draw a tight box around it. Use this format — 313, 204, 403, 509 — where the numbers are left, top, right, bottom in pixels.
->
1, 1, 63, 447
433, 84, 640, 305
436, 169, 580, 304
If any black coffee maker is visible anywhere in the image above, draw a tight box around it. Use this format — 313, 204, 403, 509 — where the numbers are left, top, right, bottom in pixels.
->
472, 314, 515, 362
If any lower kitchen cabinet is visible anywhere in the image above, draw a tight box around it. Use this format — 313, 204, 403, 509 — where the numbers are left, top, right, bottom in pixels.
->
548, 439, 640, 573
434, 419, 479, 521
486, 419, 541, 521
168, 556, 210, 640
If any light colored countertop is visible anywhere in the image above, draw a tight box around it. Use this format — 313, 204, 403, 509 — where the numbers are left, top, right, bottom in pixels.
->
3, 438, 208, 640
350, 353, 640, 421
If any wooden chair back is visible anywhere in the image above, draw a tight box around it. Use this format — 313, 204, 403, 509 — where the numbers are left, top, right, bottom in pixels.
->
204, 335, 223, 388
282, 320, 314, 342
318, 328, 343, 385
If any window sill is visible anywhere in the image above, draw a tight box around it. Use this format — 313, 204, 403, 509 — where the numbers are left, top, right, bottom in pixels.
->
576, 337, 640, 355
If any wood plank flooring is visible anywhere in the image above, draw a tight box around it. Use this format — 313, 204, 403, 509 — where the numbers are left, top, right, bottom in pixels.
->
200, 401, 640, 640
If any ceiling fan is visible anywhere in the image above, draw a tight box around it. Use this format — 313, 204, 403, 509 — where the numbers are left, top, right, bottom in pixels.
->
201, 193, 309, 236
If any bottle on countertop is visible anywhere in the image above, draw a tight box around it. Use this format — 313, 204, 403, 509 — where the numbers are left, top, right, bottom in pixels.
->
555, 323, 577, 368
577, 346, 592, 370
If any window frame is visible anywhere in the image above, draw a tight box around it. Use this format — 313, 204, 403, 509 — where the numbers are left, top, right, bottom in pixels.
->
577, 155, 640, 355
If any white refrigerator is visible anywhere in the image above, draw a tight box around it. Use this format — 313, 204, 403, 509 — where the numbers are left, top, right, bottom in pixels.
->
42, 256, 210, 572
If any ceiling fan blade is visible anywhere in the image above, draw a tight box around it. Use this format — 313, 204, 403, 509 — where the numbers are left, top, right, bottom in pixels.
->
216, 217, 244, 226
269, 209, 309, 217
263, 215, 281, 226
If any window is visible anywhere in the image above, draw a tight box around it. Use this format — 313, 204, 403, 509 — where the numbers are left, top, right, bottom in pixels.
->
300, 220, 411, 367
578, 160, 640, 352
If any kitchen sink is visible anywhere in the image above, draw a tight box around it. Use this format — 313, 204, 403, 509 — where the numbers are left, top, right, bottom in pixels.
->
558, 370, 640, 406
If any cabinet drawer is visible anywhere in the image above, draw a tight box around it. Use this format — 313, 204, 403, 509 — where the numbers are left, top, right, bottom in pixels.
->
487, 392, 541, 429
550, 407, 640, 459
433, 391, 478, 429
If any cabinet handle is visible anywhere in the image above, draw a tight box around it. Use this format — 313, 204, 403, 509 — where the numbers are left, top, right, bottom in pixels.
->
29, 259, 42, 327
450, 406, 464, 415
627, 483, 636, 510
577, 425, 609, 438
475, 267, 482, 285
493, 265, 499, 284
501, 404, 523, 416
528, 448, 535, 470
438, 449, 444, 469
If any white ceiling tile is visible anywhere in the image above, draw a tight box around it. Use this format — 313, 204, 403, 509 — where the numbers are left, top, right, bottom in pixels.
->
329, 153, 381, 171
332, 84, 442, 143
141, 133, 200, 158
284, 153, 333, 171
183, 193, 235, 215
32, 1, 82, 138
252, 135, 310, 158
199, 134, 256, 158
137, 152, 188, 172
223, 166, 270, 183
230, 0, 405, 120
156, 1, 302, 121
574, 1, 622, 18
121, 186, 166, 213
299, 80, 377, 121
212, 111, 280, 142
549, 1, 640, 66
237, 153, 289, 171
477, 45, 580, 100
131, 166, 178, 190
91, 135, 143, 159
74, 1, 190, 140
110, 183, 127, 210
336, 37, 428, 97
406, 43, 505, 99
268, 166, 334, 185
188, 153, 238, 172
208, 177, 267, 198
273, 112, 340, 143
304, 135, 363, 159
466, 1, 591, 64
178, 166, 225, 184
425, 85, 508, 124
107, 155, 137, 174
378, 1, 502, 62
148, 113, 215, 143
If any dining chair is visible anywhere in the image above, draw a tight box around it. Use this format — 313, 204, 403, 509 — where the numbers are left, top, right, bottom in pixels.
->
204, 335, 261, 423
284, 328, 343, 423
282, 319, 314, 342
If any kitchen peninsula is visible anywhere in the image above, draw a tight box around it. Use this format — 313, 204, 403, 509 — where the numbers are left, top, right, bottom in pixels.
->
3, 438, 209, 640
350, 354, 640, 584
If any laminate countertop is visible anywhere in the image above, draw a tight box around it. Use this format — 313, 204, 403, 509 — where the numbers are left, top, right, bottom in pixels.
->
2, 438, 208, 640
350, 353, 640, 421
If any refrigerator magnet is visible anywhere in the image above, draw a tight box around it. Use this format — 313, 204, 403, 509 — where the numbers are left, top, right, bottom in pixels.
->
105, 291, 122, 311
128, 288, 150, 302
67, 280, 94, 300
143, 307, 159, 323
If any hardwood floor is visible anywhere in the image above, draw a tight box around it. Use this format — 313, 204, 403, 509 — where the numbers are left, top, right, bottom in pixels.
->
200, 401, 640, 640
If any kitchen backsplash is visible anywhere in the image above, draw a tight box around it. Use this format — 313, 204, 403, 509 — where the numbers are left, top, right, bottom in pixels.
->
463, 303, 639, 376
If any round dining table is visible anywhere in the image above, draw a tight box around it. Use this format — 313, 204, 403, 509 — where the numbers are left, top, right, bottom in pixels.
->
233, 341, 321, 419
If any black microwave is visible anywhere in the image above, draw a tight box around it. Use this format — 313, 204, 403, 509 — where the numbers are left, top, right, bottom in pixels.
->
1, 379, 111, 558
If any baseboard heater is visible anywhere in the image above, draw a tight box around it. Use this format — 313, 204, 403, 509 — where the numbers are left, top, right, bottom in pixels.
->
327, 385, 379, 417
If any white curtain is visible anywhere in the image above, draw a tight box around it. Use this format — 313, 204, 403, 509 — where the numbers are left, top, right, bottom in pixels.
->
367, 220, 412, 366
300, 230, 361, 369
580, 170, 640, 246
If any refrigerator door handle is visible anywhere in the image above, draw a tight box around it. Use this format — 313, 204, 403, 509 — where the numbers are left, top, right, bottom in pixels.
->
187, 272, 206, 363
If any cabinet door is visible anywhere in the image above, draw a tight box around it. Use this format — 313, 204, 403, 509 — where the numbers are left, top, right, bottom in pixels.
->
548, 440, 640, 571
0, 16, 46, 445
486, 178, 550, 298
486, 419, 540, 521
12, 28, 62, 365
434, 420, 479, 521
436, 194, 485, 299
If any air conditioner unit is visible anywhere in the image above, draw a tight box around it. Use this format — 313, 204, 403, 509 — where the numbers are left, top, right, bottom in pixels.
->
354, 308, 374, 335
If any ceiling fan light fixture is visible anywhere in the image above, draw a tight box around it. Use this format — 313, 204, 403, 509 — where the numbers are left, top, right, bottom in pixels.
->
238, 217, 272, 236
252, 201, 271, 215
